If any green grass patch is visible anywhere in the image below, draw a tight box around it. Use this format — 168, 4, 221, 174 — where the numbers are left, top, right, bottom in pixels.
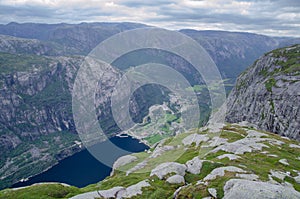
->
265, 77, 276, 92
0, 184, 80, 199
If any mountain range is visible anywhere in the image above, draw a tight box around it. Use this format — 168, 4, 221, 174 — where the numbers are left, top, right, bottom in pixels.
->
0, 22, 299, 192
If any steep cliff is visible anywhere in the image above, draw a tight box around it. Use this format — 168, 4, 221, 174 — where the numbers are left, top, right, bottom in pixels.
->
226, 45, 300, 140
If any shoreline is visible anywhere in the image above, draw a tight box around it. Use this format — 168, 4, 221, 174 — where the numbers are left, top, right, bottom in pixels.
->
10, 143, 84, 189
9, 134, 148, 190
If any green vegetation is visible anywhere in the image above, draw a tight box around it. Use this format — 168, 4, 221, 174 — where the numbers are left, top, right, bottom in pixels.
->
0, 131, 79, 190
0, 52, 51, 73
0, 184, 81, 199
267, 45, 300, 76
265, 77, 276, 92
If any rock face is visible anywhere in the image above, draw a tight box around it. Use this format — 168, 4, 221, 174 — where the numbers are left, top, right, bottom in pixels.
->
223, 179, 300, 199
0, 53, 123, 189
226, 45, 300, 140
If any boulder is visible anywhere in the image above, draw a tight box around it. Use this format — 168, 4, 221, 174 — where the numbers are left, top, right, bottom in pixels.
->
166, 175, 185, 184
203, 166, 246, 181
217, 154, 240, 160
150, 162, 187, 179
279, 159, 289, 166
185, 157, 203, 174
97, 187, 125, 198
223, 179, 300, 199
208, 188, 217, 198
111, 155, 137, 175
182, 134, 209, 147
116, 180, 150, 198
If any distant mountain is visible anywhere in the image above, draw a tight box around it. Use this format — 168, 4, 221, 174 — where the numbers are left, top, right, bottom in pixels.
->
226, 44, 300, 140
0, 23, 298, 79
180, 29, 284, 79
0, 22, 148, 55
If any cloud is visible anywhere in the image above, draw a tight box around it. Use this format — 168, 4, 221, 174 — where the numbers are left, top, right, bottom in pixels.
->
0, 0, 299, 37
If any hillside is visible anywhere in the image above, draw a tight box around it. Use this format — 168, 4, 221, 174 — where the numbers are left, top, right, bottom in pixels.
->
226, 44, 300, 140
1, 123, 299, 199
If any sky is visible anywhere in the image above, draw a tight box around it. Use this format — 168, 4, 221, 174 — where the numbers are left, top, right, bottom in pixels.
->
0, 0, 300, 37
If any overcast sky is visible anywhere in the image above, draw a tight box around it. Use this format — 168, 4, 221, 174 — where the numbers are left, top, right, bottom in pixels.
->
0, 0, 300, 37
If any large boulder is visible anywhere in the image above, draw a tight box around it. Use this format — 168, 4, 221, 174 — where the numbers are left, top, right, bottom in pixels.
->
150, 162, 187, 179
111, 155, 137, 176
223, 179, 300, 199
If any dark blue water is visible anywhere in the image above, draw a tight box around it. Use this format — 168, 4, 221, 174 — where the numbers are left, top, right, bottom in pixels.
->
12, 135, 148, 188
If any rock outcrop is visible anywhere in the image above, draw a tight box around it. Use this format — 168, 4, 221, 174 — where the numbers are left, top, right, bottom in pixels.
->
223, 179, 300, 199
226, 45, 300, 140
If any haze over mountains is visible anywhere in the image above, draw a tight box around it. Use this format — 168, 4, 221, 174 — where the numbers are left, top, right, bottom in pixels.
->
0, 22, 299, 78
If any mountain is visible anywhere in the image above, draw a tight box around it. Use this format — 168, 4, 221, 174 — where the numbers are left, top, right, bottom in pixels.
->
0, 22, 148, 55
0, 23, 299, 190
0, 53, 83, 189
0, 22, 298, 79
180, 29, 281, 79
226, 44, 300, 140
1, 122, 299, 198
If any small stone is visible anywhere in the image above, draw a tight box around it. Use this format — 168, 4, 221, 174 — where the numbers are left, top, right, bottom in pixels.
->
289, 144, 300, 149
279, 159, 289, 166
208, 188, 217, 198
217, 154, 240, 160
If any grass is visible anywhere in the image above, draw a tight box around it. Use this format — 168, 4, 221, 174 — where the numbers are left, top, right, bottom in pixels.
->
0, 52, 51, 74
175, 148, 201, 164
96, 171, 149, 191
265, 77, 276, 92
207, 171, 237, 198
0, 184, 81, 199
131, 176, 180, 199
175, 184, 209, 199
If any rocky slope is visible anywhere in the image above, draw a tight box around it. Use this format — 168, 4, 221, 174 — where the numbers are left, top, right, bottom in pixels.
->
1, 122, 299, 199
0, 52, 125, 189
226, 45, 300, 140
